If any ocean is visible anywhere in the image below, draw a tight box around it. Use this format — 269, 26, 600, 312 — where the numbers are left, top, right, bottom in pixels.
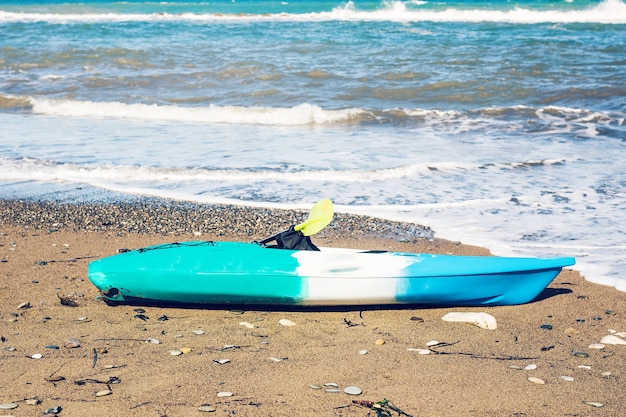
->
1, 0, 625, 291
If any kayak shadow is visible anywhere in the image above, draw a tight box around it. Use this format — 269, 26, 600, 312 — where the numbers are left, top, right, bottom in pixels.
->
103, 297, 429, 312
101, 287, 573, 312
531, 286, 573, 303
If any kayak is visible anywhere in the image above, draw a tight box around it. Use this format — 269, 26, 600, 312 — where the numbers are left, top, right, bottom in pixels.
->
87, 241, 575, 307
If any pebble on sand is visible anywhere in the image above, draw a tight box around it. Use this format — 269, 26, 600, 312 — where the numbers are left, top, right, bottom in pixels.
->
217, 392, 233, 397
64, 338, 81, 348
599, 334, 626, 345
407, 348, 431, 354
96, 389, 113, 397
279, 319, 296, 326
198, 405, 216, 412
528, 377, 545, 385
441, 312, 497, 330
344, 386, 363, 395
44, 406, 62, 414
583, 401, 604, 408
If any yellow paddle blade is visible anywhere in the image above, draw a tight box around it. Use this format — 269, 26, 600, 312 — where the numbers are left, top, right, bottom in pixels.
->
294, 199, 334, 236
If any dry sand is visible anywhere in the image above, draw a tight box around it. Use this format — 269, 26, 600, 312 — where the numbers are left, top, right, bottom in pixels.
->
1, 200, 625, 417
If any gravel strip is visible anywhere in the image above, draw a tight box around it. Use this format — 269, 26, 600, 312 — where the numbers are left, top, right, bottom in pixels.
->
0, 198, 434, 242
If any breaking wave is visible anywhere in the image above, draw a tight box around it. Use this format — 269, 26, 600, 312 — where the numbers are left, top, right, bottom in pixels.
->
1, 0, 625, 24
0, 155, 570, 186
0, 95, 621, 139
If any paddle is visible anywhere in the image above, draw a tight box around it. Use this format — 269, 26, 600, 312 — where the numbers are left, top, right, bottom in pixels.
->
258, 199, 334, 245
294, 198, 334, 236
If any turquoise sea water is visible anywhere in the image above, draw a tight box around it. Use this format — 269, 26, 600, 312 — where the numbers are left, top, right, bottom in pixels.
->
1, 0, 626, 290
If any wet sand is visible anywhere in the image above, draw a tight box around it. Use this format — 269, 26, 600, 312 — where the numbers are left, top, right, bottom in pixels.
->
1, 200, 624, 417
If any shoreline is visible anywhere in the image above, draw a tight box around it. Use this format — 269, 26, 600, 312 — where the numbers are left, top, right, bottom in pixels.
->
0, 198, 491, 256
1, 199, 624, 416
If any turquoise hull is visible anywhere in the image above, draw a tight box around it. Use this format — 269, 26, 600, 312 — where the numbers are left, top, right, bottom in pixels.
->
87, 241, 575, 307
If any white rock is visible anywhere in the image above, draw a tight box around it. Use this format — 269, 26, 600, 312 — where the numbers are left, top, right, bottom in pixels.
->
192, 329, 205, 335
30, 353, 43, 359
560, 375, 574, 382
217, 392, 233, 397
344, 386, 363, 395
588, 343, 605, 349
239, 321, 254, 329
96, 389, 112, 397
441, 312, 497, 330
358, 349, 368, 355
214, 359, 230, 365
524, 364, 537, 371
528, 377, 545, 385
198, 405, 216, 412
279, 319, 296, 327
599, 335, 626, 345
426, 340, 440, 347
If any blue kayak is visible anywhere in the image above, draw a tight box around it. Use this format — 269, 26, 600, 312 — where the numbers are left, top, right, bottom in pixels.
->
87, 241, 575, 307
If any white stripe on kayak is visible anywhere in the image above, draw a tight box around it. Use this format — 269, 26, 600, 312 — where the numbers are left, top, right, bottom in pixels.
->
293, 248, 415, 302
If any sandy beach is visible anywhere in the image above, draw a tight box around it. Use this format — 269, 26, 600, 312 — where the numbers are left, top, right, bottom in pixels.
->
1, 200, 624, 417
